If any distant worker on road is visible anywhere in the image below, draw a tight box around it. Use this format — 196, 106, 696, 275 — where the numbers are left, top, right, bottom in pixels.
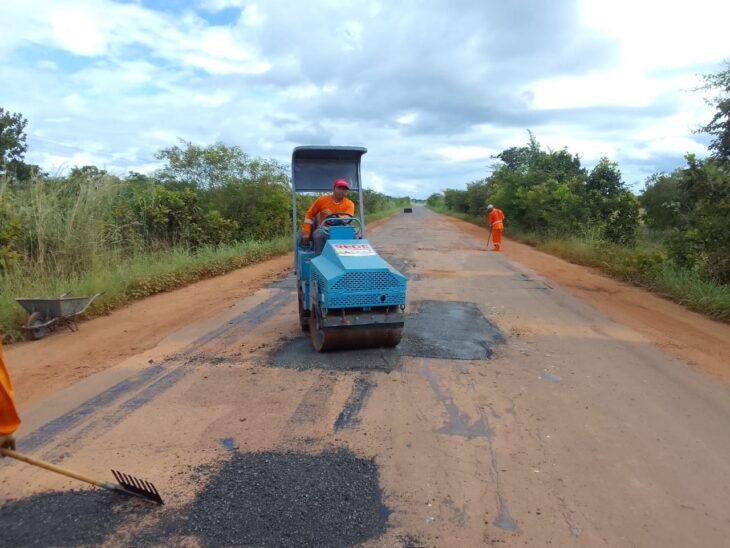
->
299, 178, 356, 255
1, 340, 21, 453
487, 204, 505, 251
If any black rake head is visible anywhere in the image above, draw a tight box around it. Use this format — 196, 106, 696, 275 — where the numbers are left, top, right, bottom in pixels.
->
111, 469, 164, 505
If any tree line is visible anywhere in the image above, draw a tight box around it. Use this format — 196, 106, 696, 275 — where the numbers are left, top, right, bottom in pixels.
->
0, 122, 409, 278
427, 63, 729, 285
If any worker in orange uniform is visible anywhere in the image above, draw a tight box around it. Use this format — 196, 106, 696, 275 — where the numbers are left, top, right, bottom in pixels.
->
299, 178, 356, 255
1, 339, 21, 453
487, 204, 505, 251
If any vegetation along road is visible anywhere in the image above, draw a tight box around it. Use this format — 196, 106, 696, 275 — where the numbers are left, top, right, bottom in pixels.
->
2, 206, 729, 547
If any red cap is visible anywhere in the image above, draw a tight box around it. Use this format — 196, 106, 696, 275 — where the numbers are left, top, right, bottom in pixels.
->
334, 178, 350, 190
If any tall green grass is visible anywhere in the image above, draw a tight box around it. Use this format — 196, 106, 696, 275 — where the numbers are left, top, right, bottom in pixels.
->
0, 237, 291, 342
5, 175, 126, 276
0, 205, 406, 342
429, 206, 730, 323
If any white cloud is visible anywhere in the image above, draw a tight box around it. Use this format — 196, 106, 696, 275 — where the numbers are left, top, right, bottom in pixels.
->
581, 0, 730, 69
645, 136, 707, 157
1, 0, 724, 197
2, 0, 270, 76
141, 129, 180, 143
192, 92, 233, 107
364, 170, 385, 193
530, 70, 703, 110
397, 113, 417, 125
62, 93, 86, 113
199, 0, 247, 10
531, 70, 655, 109
242, 5, 266, 27
43, 152, 100, 170
437, 146, 496, 162
50, 7, 109, 56
37, 60, 58, 71
283, 83, 338, 100
337, 21, 363, 51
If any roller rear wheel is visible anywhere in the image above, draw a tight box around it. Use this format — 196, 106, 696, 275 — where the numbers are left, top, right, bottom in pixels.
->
310, 304, 403, 352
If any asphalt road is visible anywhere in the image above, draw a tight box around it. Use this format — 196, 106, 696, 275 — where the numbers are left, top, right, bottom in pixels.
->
2, 205, 729, 547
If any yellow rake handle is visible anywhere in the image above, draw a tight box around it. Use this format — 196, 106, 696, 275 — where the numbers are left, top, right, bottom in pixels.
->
1, 448, 107, 489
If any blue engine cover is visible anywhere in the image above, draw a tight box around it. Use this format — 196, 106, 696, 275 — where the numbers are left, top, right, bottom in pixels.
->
309, 239, 407, 309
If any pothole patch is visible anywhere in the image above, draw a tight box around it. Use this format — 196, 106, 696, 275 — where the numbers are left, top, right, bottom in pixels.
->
1, 450, 390, 547
133, 449, 390, 547
270, 300, 504, 370
0, 489, 151, 547
269, 337, 399, 372
398, 300, 504, 360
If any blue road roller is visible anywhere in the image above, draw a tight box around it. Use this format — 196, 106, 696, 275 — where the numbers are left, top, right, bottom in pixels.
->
291, 146, 407, 351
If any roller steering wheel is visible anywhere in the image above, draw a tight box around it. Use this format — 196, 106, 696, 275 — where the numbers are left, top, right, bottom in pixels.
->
320, 214, 362, 238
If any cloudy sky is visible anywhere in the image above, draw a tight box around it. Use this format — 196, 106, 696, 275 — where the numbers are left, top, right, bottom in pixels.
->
1, 0, 727, 198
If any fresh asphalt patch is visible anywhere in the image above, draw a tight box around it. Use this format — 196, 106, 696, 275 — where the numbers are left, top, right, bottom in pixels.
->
0, 489, 151, 547
269, 337, 400, 372
270, 300, 505, 371
399, 300, 505, 360
131, 448, 389, 547
1, 449, 389, 547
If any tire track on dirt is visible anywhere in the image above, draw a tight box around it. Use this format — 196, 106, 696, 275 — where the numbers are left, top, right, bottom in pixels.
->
20, 289, 293, 458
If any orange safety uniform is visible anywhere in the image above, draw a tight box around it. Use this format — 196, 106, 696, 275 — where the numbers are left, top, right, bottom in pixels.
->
0, 340, 21, 438
302, 195, 355, 237
489, 208, 505, 251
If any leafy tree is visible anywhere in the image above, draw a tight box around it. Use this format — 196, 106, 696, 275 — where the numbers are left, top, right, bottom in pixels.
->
0, 108, 28, 178
155, 141, 289, 190
495, 132, 584, 185
426, 193, 444, 208
519, 178, 589, 234
439, 136, 640, 244
584, 158, 639, 244
495, 145, 532, 173
132, 185, 207, 247
667, 155, 730, 282
443, 188, 471, 213
640, 173, 684, 230
155, 141, 292, 240
204, 210, 239, 245
696, 62, 730, 162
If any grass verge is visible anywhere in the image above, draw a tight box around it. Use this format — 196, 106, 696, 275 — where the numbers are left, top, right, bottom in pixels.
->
1, 208, 405, 342
428, 206, 730, 323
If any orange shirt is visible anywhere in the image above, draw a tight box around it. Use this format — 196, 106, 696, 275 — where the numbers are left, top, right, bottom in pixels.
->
489, 208, 505, 229
0, 340, 21, 436
303, 194, 355, 236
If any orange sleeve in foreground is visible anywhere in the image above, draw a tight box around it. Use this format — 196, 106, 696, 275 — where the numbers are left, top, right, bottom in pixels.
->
0, 341, 21, 436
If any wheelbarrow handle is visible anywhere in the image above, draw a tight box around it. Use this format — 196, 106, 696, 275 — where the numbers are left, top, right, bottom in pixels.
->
77, 292, 105, 315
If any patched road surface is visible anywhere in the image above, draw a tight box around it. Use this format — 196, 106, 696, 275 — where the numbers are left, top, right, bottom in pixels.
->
2, 206, 730, 547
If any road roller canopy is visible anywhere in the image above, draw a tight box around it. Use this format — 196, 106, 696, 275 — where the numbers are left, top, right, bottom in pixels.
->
291, 146, 367, 192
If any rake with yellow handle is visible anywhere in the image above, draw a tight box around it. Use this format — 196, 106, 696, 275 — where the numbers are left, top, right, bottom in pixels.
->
1, 448, 164, 504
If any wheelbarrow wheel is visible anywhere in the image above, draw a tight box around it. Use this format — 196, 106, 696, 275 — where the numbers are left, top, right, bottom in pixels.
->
26, 312, 49, 341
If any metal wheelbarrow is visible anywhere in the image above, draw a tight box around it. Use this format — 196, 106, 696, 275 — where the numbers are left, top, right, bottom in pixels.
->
16, 292, 104, 340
